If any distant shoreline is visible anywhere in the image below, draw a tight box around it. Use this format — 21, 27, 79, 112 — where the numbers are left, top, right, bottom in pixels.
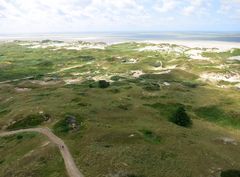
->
139, 40, 240, 51
1, 32, 240, 44
1, 37, 239, 51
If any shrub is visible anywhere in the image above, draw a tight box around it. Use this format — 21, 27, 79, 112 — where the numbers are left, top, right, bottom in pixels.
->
139, 129, 161, 144
41, 39, 51, 43
37, 60, 53, 67
0, 159, 5, 164
78, 55, 95, 62
118, 104, 131, 110
53, 118, 71, 133
182, 81, 199, 88
0, 109, 10, 116
98, 80, 110, 88
126, 174, 145, 177
221, 170, 240, 177
16, 135, 23, 140
151, 61, 162, 68
143, 82, 160, 91
170, 107, 192, 127
53, 114, 82, 134
110, 88, 120, 93
110, 75, 125, 81
7, 114, 49, 130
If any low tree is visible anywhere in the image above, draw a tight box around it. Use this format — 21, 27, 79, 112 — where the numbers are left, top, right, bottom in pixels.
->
98, 80, 110, 88
170, 107, 192, 127
221, 170, 240, 177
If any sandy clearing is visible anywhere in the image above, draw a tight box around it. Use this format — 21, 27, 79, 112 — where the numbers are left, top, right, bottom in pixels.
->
130, 70, 144, 78
200, 73, 240, 83
15, 87, 32, 92
30, 80, 61, 86
228, 56, 240, 61
185, 49, 209, 60
154, 70, 172, 75
64, 78, 83, 85
138, 46, 163, 51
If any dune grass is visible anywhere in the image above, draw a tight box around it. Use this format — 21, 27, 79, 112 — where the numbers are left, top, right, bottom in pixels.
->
0, 41, 240, 177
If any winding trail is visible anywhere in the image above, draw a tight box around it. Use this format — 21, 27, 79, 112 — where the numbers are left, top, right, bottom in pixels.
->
0, 128, 84, 177
0, 76, 34, 84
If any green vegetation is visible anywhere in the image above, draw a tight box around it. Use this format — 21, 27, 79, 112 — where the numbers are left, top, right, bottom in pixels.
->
139, 129, 161, 144
98, 80, 110, 88
221, 170, 240, 177
144, 103, 183, 117
195, 106, 240, 128
53, 118, 71, 133
170, 107, 192, 127
53, 114, 83, 134
0, 40, 240, 177
7, 114, 50, 130
0, 133, 67, 177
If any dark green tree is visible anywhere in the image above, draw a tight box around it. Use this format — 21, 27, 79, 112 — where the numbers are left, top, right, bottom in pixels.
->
98, 80, 110, 88
170, 107, 192, 127
221, 170, 240, 177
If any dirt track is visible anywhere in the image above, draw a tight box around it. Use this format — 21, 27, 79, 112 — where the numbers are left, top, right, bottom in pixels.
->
0, 128, 84, 177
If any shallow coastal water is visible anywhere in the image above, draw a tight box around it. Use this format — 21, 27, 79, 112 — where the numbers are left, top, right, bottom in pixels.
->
1, 32, 240, 43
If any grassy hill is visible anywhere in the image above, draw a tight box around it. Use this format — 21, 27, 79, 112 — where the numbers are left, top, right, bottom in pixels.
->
0, 40, 240, 177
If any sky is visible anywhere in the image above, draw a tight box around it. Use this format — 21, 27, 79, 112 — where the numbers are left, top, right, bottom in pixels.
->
0, 0, 240, 34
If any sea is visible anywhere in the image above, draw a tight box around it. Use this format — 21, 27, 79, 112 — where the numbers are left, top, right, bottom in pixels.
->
0, 32, 240, 44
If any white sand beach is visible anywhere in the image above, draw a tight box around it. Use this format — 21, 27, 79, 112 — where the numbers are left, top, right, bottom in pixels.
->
141, 40, 240, 51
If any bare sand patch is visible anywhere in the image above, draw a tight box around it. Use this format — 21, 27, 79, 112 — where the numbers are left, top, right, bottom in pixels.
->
215, 137, 238, 145
154, 70, 172, 75
228, 56, 240, 61
64, 78, 83, 85
30, 80, 61, 86
15, 87, 32, 92
185, 49, 209, 60
131, 70, 144, 78
142, 40, 240, 52
200, 73, 240, 83
92, 74, 112, 82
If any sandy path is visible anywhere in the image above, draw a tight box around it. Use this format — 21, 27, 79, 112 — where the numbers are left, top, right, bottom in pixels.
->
0, 76, 34, 84
49, 64, 86, 74
0, 128, 84, 177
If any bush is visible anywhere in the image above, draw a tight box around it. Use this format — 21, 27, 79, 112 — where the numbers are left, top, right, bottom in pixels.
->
98, 80, 110, 88
221, 170, 240, 177
170, 107, 192, 127
139, 129, 161, 144
16, 135, 23, 140
37, 60, 53, 67
41, 39, 51, 43
0, 159, 5, 164
143, 82, 160, 91
53, 118, 71, 133
182, 81, 199, 88
7, 114, 49, 130
78, 55, 95, 62
110, 75, 125, 81
53, 114, 82, 134
151, 61, 162, 68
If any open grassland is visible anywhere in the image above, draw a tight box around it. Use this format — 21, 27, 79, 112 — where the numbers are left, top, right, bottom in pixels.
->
0, 40, 240, 177
0, 132, 67, 177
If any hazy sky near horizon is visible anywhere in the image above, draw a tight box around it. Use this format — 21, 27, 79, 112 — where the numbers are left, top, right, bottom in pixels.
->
0, 0, 240, 34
